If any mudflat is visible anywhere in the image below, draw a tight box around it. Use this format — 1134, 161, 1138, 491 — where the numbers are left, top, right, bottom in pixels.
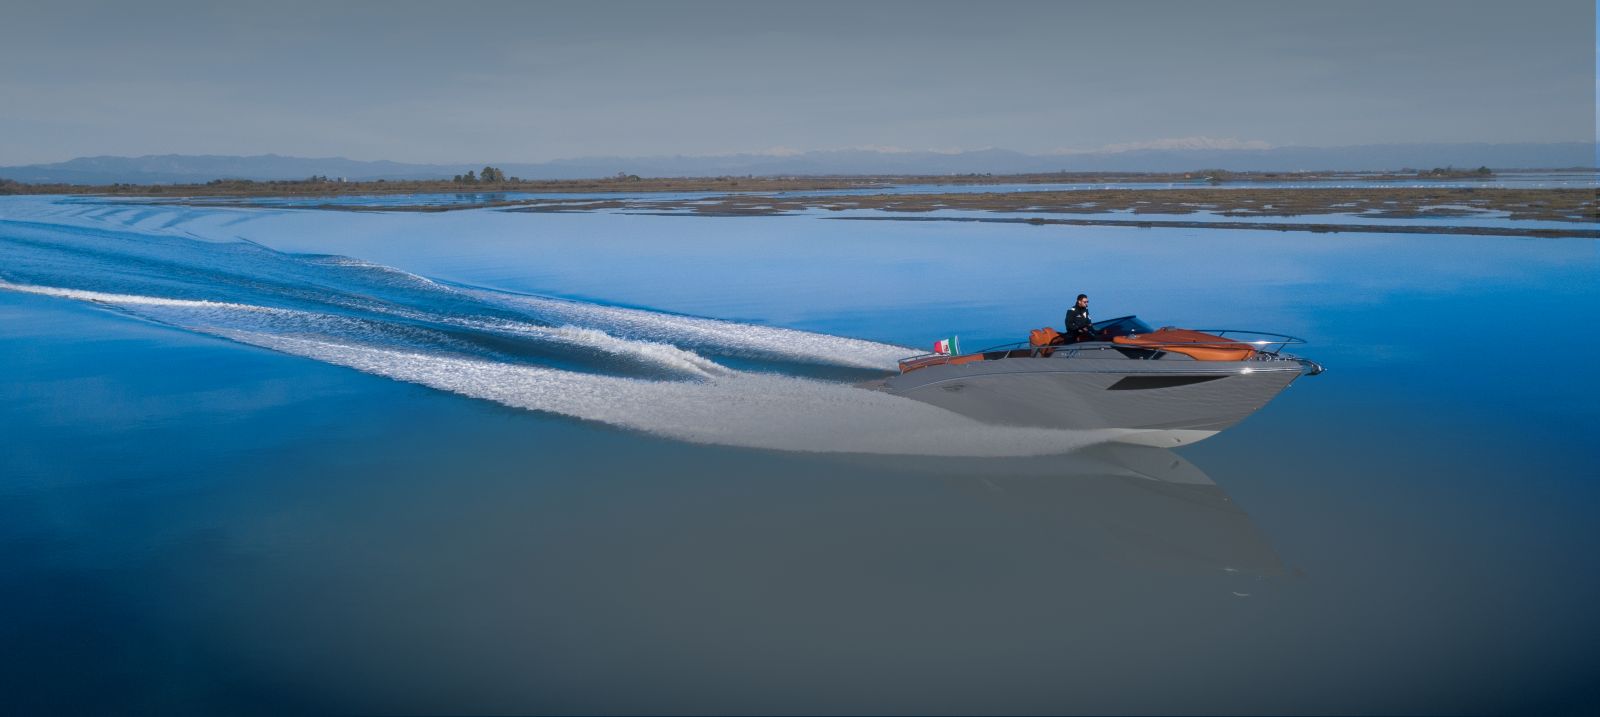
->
507, 186, 1595, 223
146, 185, 1593, 223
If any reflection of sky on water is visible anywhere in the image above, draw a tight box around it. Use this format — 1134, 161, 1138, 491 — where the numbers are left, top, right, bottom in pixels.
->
138, 201, 1586, 343
13, 194, 1595, 403
2, 193, 1597, 713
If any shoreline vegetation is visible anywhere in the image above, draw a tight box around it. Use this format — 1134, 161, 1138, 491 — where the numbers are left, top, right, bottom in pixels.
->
3, 169, 1593, 239
0, 166, 1549, 198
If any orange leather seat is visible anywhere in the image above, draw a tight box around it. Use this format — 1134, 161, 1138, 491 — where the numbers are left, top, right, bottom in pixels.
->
1113, 329, 1256, 361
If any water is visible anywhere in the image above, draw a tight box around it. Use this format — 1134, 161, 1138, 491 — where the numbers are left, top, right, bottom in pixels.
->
2, 194, 1596, 713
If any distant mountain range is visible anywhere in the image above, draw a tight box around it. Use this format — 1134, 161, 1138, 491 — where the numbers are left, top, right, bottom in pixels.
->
1, 143, 1593, 185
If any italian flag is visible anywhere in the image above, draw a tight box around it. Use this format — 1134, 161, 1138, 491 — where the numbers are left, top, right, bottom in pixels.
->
932, 336, 960, 355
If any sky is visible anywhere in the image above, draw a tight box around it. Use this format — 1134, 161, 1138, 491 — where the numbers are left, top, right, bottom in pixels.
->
1, 0, 1594, 165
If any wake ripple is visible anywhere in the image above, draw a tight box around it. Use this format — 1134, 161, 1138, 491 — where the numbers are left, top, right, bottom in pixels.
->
0, 207, 1102, 455
465, 288, 910, 370
1, 279, 1104, 456
219, 331, 1111, 456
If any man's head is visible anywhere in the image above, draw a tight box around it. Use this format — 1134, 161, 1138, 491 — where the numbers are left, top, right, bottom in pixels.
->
1076, 294, 1088, 308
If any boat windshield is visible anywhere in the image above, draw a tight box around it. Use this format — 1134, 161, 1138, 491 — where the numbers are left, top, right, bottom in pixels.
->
1090, 315, 1155, 339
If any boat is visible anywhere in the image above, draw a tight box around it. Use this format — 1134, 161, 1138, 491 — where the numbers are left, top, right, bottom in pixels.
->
880, 315, 1323, 446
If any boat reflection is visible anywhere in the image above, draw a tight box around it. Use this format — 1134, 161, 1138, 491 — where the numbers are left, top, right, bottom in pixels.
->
849, 443, 1288, 578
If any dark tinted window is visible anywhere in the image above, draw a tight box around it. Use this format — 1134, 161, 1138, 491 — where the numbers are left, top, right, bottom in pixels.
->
1090, 315, 1154, 339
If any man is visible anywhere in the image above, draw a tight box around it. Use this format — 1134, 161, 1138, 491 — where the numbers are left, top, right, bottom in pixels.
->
1064, 293, 1093, 343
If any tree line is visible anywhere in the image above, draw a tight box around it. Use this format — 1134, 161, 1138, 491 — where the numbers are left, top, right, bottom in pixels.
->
453, 166, 519, 184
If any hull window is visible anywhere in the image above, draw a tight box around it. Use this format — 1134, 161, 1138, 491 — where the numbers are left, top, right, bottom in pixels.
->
1107, 375, 1227, 391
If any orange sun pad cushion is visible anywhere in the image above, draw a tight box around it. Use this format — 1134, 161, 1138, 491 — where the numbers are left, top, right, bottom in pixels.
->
1113, 329, 1256, 361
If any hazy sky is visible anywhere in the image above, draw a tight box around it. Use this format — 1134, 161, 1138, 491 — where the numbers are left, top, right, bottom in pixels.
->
2, 0, 1594, 164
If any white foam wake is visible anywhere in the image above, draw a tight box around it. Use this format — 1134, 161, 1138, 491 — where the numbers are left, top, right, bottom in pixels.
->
461, 319, 730, 377
468, 288, 914, 370
2, 279, 1104, 456
0, 280, 720, 378
217, 331, 1107, 456
0, 280, 276, 312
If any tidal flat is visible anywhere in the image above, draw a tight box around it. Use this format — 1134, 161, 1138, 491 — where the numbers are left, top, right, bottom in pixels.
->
513, 185, 1597, 224
139, 179, 1598, 238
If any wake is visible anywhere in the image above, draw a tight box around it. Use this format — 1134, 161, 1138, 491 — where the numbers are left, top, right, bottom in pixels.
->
0, 278, 1106, 456
0, 203, 1107, 455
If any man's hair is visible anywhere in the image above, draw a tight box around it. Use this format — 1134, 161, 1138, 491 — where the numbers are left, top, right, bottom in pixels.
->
1077, 294, 1088, 301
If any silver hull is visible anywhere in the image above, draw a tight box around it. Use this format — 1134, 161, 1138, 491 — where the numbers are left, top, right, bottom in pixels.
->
883, 350, 1307, 447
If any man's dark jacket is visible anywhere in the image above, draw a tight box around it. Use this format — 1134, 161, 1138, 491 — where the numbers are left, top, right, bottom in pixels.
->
1066, 306, 1092, 337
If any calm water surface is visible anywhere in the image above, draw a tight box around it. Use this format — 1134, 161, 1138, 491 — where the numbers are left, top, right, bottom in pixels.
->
2, 194, 1596, 714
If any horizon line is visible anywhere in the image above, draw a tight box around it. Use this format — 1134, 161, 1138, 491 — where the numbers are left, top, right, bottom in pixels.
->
5, 139, 1597, 169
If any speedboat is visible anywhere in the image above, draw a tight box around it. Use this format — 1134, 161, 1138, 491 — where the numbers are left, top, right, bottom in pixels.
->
880, 315, 1323, 446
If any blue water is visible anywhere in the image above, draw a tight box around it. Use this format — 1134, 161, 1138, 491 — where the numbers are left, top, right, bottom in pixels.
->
2, 194, 1597, 713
